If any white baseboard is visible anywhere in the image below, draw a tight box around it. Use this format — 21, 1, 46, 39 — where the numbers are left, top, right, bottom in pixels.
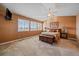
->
0, 35, 38, 46
0, 38, 24, 46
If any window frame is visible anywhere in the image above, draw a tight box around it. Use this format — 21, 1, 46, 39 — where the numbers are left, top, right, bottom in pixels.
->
30, 21, 38, 31
18, 19, 30, 32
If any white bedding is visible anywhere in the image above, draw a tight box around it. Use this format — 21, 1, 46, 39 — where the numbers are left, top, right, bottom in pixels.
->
41, 32, 58, 35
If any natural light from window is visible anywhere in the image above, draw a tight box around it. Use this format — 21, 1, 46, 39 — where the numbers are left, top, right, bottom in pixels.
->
18, 19, 29, 32
18, 19, 42, 32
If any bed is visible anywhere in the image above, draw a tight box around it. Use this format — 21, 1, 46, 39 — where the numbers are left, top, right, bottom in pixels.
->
39, 29, 60, 44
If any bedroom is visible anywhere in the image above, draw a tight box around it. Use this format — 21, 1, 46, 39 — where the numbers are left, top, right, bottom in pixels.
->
0, 3, 79, 56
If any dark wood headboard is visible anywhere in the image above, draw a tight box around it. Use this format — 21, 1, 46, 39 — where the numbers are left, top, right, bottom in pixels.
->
50, 29, 61, 33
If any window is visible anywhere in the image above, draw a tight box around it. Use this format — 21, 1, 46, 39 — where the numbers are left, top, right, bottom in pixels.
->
38, 23, 42, 30
18, 19, 29, 32
18, 18, 42, 32
24, 20, 29, 31
30, 21, 38, 31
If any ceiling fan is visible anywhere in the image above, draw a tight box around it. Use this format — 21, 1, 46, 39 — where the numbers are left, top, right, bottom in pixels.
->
47, 8, 55, 18
47, 4, 57, 17
47, 8, 58, 22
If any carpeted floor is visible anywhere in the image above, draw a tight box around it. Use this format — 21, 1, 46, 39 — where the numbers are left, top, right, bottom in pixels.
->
0, 35, 79, 56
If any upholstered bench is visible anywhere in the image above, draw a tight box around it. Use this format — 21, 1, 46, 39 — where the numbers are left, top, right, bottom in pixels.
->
39, 34, 55, 44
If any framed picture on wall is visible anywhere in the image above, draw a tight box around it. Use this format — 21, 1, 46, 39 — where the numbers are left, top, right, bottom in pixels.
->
50, 22, 59, 29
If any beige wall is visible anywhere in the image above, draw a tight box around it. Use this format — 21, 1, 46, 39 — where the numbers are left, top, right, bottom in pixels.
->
76, 16, 79, 39
0, 5, 42, 43
43, 16, 76, 38
57, 16, 76, 36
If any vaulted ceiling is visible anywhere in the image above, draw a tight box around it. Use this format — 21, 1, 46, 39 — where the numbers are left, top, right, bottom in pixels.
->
1, 3, 79, 21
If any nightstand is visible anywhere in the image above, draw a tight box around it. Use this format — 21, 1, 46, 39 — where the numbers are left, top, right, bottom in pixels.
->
60, 32, 68, 39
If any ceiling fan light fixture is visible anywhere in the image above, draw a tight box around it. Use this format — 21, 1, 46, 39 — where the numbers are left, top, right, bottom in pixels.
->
48, 8, 52, 17
48, 12, 51, 17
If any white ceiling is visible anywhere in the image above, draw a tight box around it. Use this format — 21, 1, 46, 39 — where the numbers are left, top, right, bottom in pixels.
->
1, 3, 79, 21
